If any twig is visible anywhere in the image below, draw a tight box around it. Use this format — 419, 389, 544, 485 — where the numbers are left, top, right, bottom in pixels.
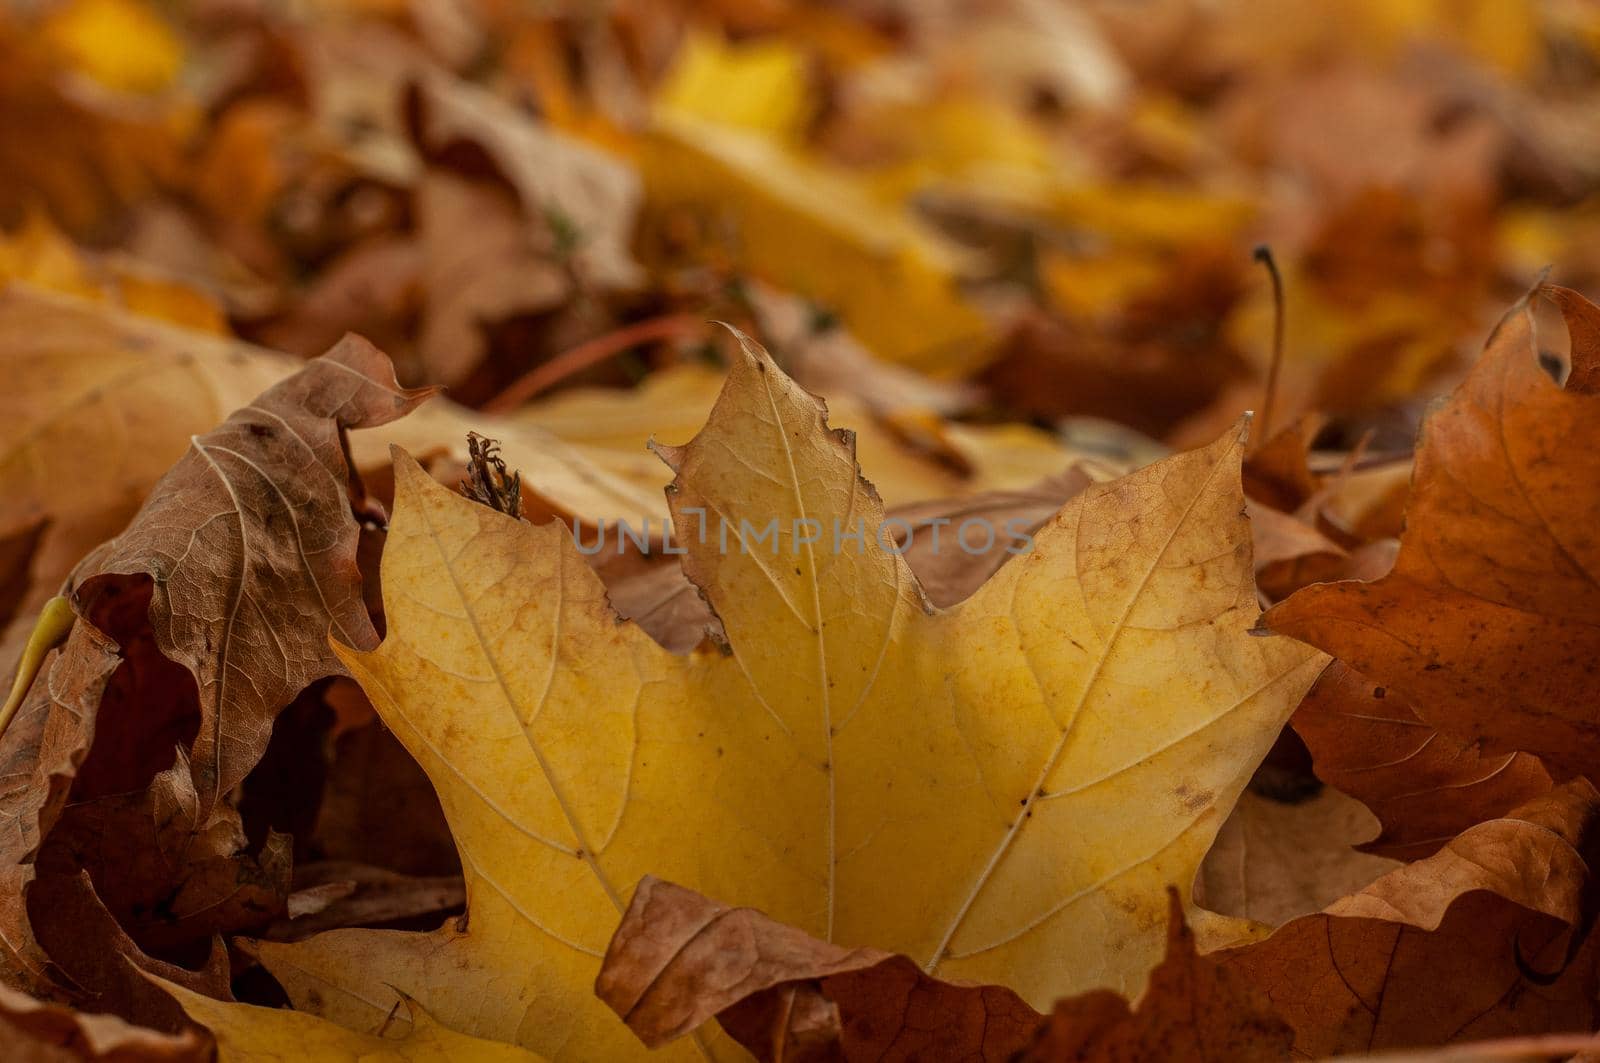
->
482, 313, 708, 413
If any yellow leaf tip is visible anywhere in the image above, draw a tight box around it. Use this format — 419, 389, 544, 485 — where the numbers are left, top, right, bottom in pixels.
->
388, 443, 427, 482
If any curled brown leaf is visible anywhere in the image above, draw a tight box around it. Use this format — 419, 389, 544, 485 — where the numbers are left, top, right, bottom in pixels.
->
68, 334, 434, 814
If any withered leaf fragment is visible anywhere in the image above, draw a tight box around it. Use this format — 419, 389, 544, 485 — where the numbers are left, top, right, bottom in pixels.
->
28, 871, 235, 1033
68, 335, 434, 813
596, 875, 1042, 1061
0, 981, 205, 1062
1197, 787, 1399, 927
1018, 890, 1293, 1063
598, 879, 1293, 1063
0, 621, 119, 992
36, 749, 293, 956
1544, 284, 1600, 393
1292, 662, 1552, 861
1219, 781, 1600, 1057
886, 467, 1092, 608
1264, 286, 1600, 779
0, 284, 296, 646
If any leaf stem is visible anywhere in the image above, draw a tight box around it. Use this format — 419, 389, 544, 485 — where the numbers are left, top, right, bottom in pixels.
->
0, 596, 75, 742
1253, 245, 1285, 447
483, 313, 708, 413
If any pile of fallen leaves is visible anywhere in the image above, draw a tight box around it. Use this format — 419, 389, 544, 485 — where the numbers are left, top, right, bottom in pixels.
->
5, 0, 1600, 1060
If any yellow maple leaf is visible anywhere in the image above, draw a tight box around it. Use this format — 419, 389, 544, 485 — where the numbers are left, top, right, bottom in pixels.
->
656, 32, 814, 141
0, 213, 228, 332
644, 44, 990, 376
41, 0, 183, 95
157, 977, 547, 1062
241, 332, 1324, 1059
514, 363, 1089, 509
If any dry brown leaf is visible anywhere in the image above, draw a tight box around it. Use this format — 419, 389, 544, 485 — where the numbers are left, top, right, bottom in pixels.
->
412, 171, 571, 387
1243, 415, 1326, 513
263, 862, 463, 943
1017, 891, 1292, 1063
597, 878, 1292, 1062
3, 329, 433, 1025
981, 257, 1256, 439
0, 622, 120, 993
0, 284, 295, 646
29, 870, 234, 1033
305, 719, 460, 879
597, 875, 1042, 1060
251, 236, 422, 366
599, 560, 722, 655
1264, 286, 1600, 779
1198, 786, 1400, 929
36, 750, 293, 956
1219, 781, 1600, 1058
0, 981, 205, 1063
0, 331, 445, 1029
1292, 662, 1554, 861
1318, 460, 1411, 544
67, 334, 433, 813
8, 574, 264, 976
1544, 284, 1600, 393
1247, 500, 1350, 604
410, 72, 642, 293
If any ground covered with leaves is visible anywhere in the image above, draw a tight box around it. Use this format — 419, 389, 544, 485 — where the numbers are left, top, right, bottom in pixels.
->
4, 1, 1600, 1061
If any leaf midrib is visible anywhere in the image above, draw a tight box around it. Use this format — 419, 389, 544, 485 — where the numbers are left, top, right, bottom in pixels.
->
415, 497, 626, 918
924, 440, 1234, 972
755, 362, 837, 942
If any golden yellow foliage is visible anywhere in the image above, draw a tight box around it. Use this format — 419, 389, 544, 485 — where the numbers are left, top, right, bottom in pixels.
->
514, 363, 1086, 509
656, 33, 813, 140
158, 978, 548, 1063
643, 35, 990, 374
239, 333, 1323, 1059
41, 0, 182, 94
0, 214, 227, 332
